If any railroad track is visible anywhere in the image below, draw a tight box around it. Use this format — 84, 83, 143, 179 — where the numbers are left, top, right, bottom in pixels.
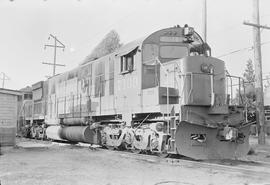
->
86, 142, 270, 176
21, 137, 270, 176
110, 149, 270, 176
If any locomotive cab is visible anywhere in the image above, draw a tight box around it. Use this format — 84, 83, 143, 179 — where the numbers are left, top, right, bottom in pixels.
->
140, 25, 211, 112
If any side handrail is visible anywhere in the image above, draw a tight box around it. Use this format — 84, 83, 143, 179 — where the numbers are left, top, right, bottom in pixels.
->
225, 74, 248, 121
226, 74, 247, 106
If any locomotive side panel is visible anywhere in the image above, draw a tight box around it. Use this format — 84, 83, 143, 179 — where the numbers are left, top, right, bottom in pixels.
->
45, 47, 143, 125
46, 75, 60, 125
32, 81, 46, 120
47, 66, 88, 124
91, 55, 115, 116
114, 46, 142, 123
77, 63, 92, 117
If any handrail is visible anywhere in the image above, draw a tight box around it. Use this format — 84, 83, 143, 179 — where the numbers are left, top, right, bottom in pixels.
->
177, 71, 247, 107
154, 57, 170, 117
226, 74, 247, 106
178, 73, 189, 104
187, 73, 194, 104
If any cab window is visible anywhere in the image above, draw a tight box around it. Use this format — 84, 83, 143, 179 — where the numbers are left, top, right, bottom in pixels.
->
120, 54, 134, 73
160, 46, 188, 59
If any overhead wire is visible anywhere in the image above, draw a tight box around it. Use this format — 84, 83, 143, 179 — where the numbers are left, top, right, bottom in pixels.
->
230, 76, 270, 87
217, 41, 270, 58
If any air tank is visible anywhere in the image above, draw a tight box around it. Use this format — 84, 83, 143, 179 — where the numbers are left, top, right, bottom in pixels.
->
59, 126, 94, 143
46, 125, 63, 141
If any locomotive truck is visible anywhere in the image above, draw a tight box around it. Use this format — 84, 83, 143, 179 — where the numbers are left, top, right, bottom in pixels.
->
19, 25, 250, 159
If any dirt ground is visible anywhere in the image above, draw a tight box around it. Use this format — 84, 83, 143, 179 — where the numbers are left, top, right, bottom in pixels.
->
1, 137, 270, 185
242, 136, 270, 163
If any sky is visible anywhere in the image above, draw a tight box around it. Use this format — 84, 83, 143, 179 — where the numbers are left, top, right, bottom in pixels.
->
0, 0, 270, 90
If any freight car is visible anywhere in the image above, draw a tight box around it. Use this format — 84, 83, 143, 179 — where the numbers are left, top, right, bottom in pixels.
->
19, 25, 251, 159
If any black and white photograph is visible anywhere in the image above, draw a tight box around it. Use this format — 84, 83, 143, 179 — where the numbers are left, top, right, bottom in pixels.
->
1, 0, 270, 184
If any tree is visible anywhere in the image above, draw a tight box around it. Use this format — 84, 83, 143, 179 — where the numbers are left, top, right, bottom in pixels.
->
243, 59, 255, 83
232, 59, 256, 106
243, 59, 256, 108
82, 30, 122, 65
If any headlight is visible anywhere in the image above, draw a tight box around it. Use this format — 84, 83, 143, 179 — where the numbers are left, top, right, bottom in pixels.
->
155, 122, 164, 132
200, 63, 213, 73
201, 63, 210, 73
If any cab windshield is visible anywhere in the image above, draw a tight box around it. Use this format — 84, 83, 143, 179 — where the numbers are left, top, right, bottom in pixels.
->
160, 45, 188, 59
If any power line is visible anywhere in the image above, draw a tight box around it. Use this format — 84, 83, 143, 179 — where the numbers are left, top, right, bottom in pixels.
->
43, 34, 66, 77
217, 46, 252, 58
217, 40, 270, 58
230, 76, 270, 87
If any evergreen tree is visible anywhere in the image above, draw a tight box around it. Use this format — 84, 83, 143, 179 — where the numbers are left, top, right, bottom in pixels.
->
243, 59, 256, 108
243, 59, 255, 83
82, 30, 122, 65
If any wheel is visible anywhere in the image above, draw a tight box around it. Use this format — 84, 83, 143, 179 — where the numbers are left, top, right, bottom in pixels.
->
153, 140, 168, 158
156, 152, 168, 158
31, 128, 36, 139
119, 143, 129, 150
106, 145, 115, 150
131, 148, 141, 154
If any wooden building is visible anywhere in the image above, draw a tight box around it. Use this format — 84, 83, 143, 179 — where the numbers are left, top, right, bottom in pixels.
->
0, 88, 21, 146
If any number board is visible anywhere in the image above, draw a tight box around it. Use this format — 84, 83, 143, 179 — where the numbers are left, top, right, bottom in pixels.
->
160, 36, 184, 43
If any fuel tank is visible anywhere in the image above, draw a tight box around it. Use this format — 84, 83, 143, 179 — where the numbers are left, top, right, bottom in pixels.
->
59, 126, 100, 144
46, 125, 63, 141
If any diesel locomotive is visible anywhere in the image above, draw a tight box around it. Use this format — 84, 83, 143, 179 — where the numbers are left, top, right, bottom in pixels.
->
18, 25, 251, 159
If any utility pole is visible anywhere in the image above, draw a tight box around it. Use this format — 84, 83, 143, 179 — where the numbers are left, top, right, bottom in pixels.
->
202, 0, 207, 42
0, 72, 10, 88
43, 34, 66, 76
243, 0, 270, 144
